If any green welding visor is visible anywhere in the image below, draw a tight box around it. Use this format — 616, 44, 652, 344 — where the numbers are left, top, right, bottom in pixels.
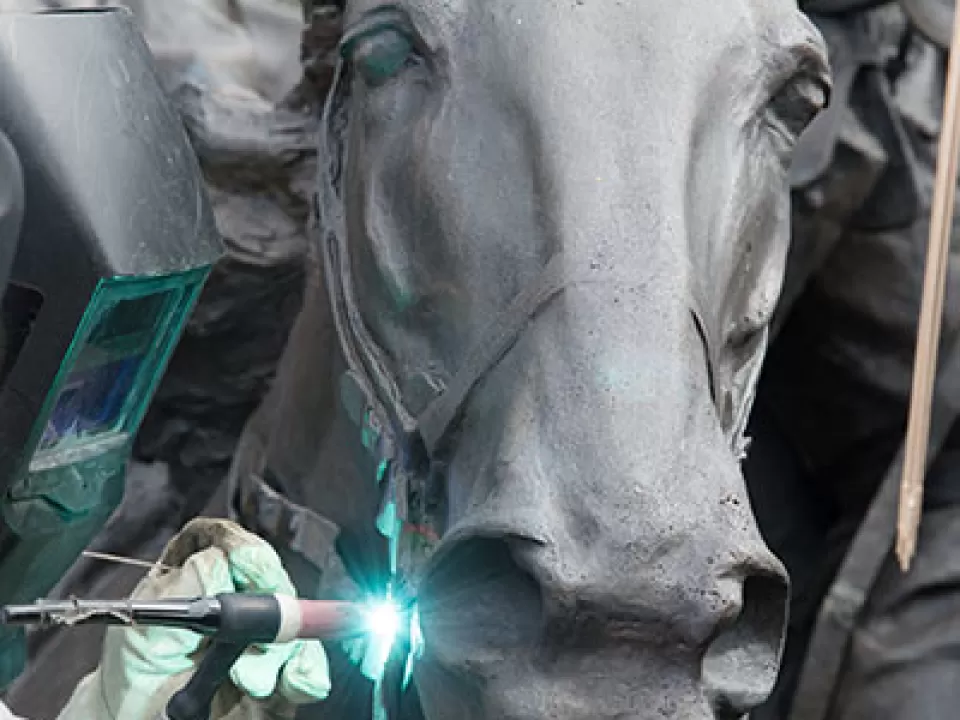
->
10, 272, 207, 532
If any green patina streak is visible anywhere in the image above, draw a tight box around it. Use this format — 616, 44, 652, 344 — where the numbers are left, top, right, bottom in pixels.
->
376, 458, 390, 485
361, 410, 381, 452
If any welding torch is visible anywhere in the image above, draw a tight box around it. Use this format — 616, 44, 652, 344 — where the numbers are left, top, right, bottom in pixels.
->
1, 594, 406, 720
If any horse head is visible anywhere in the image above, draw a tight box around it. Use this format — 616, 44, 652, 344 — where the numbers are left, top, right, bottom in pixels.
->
316, 2, 829, 717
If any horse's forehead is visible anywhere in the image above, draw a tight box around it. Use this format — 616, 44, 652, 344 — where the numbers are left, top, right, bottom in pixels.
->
345, 0, 807, 57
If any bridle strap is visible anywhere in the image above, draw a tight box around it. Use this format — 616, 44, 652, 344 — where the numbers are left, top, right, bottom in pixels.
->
415, 252, 569, 455
325, 212, 571, 460
323, 164, 578, 462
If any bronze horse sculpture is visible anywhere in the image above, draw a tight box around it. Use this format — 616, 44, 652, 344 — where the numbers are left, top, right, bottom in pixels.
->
227, 1, 831, 717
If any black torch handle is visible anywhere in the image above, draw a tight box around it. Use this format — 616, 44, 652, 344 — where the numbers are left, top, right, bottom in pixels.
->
164, 640, 247, 720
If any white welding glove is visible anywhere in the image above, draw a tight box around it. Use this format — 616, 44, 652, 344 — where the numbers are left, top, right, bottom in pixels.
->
55, 518, 331, 720
0, 700, 25, 720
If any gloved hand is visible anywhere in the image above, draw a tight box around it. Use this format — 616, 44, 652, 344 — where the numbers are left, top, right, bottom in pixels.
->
0, 699, 25, 720
55, 518, 331, 720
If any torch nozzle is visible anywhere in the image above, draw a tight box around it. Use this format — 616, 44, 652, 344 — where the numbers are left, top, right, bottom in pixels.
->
0, 594, 408, 646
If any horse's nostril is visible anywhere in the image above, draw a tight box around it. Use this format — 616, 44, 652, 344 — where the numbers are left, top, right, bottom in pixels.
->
701, 573, 789, 717
418, 537, 543, 657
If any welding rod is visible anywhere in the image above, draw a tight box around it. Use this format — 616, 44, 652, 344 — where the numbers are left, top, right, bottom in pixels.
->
0, 595, 370, 644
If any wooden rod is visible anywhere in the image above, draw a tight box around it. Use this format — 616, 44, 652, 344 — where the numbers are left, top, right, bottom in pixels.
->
897, 15, 960, 571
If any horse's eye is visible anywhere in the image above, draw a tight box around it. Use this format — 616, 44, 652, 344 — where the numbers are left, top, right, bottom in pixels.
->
765, 74, 829, 142
343, 27, 415, 87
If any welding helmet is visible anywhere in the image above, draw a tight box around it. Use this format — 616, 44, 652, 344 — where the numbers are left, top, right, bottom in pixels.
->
0, 7, 222, 687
